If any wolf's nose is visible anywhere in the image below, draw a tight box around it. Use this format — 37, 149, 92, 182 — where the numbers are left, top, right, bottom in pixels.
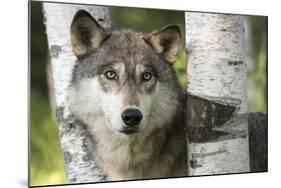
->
121, 109, 143, 127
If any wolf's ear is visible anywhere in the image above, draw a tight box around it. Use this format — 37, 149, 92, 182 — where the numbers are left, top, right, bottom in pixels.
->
144, 25, 181, 64
70, 10, 109, 58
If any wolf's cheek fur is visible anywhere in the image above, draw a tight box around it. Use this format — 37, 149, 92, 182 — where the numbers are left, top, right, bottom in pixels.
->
148, 83, 180, 129
68, 77, 125, 132
68, 78, 103, 122
101, 92, 125, 131
137, 93, 152, 127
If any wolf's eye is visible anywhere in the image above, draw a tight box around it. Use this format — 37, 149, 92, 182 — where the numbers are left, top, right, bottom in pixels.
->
142, 72, 152, 81
105, 70, 116, 80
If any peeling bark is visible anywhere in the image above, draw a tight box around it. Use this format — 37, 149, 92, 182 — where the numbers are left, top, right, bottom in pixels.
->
185, 12, 250, 175
43, 3, 111, 183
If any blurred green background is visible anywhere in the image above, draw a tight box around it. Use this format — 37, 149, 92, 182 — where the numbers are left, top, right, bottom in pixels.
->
30, 2, 66, 186
30, 1, 267, 186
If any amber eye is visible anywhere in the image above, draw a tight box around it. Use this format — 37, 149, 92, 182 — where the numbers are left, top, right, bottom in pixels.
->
142, 72, 152, 81
105, 70, 116, 80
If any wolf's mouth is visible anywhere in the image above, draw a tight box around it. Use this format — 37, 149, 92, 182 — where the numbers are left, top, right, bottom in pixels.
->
119, 129, 138, 135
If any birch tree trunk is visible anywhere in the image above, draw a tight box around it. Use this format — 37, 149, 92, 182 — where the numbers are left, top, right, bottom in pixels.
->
43, 3, 111, 183
185, 12, 250, 175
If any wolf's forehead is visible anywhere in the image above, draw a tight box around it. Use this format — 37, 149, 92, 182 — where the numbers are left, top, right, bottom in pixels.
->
111, 62, 146, 74
104, 31, 153, 61
110, 30, 147, 48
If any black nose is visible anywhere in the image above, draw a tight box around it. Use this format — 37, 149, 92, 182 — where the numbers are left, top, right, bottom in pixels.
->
121, 108, 143, 127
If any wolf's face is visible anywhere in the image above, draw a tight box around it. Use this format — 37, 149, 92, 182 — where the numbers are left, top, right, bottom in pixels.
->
68, 10, 182, 136
96, 61, 158, 134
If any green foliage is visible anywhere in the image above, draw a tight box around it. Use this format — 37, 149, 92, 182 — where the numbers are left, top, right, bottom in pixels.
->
30, 89, 66, 186
175, 49, 187, 89
112, 7, 185, 34
247, 16, 267, 113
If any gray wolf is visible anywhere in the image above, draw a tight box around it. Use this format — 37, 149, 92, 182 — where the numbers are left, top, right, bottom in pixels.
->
67, 10, 187, 181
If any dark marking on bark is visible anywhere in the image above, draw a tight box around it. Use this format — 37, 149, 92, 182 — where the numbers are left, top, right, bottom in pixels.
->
232, 39, 238, 44
81, 134, 95, 162
188, 127, 228, 142
50, 44, 62, 58
68, 120, 75, 129
64, 151, 72, 163
234, 67, 241, 72
82, 153, 91, 162
186, 94, 240, 142
58, 113, 78, 137
186, 94, 238, 128
69, 177, 77, 182
55, 106, 64, 124
212, 113, 248, 134
228, 60, 243, 66
190, 148, 228, 169
61, 113, 89, 137
190, 158, 202, 169
185, 48, 192, 57
98, 18, 104, 23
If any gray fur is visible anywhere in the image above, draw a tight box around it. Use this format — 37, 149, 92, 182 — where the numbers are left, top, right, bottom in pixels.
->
68, 10, 187, 181
71, 29, 179, 86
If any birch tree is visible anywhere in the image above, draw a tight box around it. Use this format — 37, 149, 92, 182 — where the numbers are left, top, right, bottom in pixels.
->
43, 3, 111, 183
185, 12, 250, 175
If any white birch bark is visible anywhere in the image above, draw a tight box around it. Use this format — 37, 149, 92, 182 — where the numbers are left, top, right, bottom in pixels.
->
185, 12, 250, 175
43, 3, 111, 183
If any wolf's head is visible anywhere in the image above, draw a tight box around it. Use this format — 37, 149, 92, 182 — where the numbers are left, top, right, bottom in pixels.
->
68, 10, 183, 136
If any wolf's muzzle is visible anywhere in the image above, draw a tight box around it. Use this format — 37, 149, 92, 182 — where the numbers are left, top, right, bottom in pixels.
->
121, 108, 143, 127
